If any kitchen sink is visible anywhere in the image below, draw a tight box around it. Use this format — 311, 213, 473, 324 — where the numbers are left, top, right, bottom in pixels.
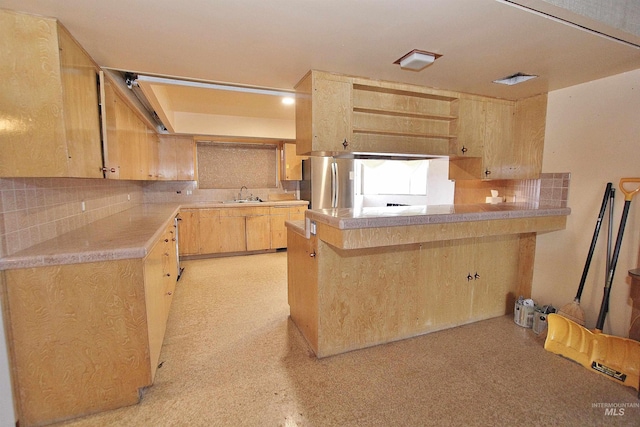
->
222, 199, 263, 204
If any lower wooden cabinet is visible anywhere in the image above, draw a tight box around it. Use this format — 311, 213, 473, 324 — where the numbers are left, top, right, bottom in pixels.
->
246, 213, 271, 251
288, 230, 524, 357
144, 223, 178, 381
270, 206, 290, 249
0, 225, 178, 426
179, 204, 307, 256
178, 209, 200, 256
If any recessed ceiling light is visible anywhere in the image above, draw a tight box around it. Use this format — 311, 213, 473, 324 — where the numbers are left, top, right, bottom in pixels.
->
493, 72, 538, 85
394, 49, 442, 71
282, 97, 295, 105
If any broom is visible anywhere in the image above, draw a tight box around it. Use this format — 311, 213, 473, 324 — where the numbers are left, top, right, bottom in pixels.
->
557, 182, 613, 326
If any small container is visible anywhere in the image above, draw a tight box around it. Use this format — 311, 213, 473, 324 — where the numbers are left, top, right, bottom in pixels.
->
514, 297, 535, 328
533, 305, 556, 334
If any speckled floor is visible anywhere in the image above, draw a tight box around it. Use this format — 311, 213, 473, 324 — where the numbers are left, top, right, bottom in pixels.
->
58, 252, 638, 426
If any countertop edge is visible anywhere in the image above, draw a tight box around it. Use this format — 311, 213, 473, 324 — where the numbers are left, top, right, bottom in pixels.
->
0, 201, 567, 270
306, 204, 571, 230
1, 201, 307, 270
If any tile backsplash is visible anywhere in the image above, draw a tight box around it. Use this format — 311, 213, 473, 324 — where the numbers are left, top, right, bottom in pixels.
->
0, 173, 568, 258
142, 180, 298, 204
0, 178, 143, 257
453, 173, 570, 207
538, 173, 571, 208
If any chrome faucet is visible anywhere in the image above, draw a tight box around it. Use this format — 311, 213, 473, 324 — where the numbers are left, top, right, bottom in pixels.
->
238, 185, 248, 200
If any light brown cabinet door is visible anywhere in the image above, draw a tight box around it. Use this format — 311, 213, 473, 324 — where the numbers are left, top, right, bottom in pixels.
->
313, 76, 353, 153
296, 71, 352, 155
281, 142, 304, 181
198, 209, 220, 254
219, 216, 247, 253
144, 238, 167, 382
101, 72, 158, 181
289, 206, 307, 221
58, 26, 103, 178
145, 128, 159, 180
510, 94, 547, 179
0, 11, 102, 178
470, 236, 519, 320
178, 209, 200, 256
175, 136, 196, 180
270, 207, 288, 249
246, 215, 271, 251
453, 97, 485, 158
157, 135, 195, 181
200, 210, 246, 254
482, 101, 515, 178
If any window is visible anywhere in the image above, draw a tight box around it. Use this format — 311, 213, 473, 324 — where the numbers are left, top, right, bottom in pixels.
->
359, 159, 428, 195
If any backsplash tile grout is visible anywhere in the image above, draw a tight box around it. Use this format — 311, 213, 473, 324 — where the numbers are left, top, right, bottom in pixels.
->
0, 173, 569, 258
0, 178, 144, 257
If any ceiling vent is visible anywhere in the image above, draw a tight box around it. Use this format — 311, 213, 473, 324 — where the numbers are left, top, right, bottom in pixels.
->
493, 72, 538, 85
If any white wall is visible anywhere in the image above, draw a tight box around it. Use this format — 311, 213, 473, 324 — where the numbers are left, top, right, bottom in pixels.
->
534, 69, 640, 336
0, 309, 15, 426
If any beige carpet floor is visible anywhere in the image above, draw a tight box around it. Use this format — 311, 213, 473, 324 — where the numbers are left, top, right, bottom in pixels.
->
58, 252, 639, 426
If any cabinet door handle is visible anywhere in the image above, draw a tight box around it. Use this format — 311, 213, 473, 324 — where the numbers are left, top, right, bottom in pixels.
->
467, 273, 473, 281
342, 139, 349, 149
310, 251, 316, 258
167, 291, 172, 296
484, 169, 491, 176
164, 239, 169, 243
461, 146, 468, 154
166, 273, 171, 277
474, 272, 480, 280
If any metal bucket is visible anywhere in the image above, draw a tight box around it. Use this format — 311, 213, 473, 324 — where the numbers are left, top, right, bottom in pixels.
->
533, 305, 556, 334
514, 299, 535, 328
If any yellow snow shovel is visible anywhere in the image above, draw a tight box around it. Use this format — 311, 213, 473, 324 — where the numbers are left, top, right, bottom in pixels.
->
545, 313, 640, 390
545, 178, 640, 391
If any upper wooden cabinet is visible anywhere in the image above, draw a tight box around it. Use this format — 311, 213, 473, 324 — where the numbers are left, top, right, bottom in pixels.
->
158, 135, 196, 181
0, 10, 103, 178
101, 72, 160, 181
296, 70, 547, 180
450, 94, 547, 180
295, 70, 457, 157
280, 142, 306, 181
102, 77, 196, 182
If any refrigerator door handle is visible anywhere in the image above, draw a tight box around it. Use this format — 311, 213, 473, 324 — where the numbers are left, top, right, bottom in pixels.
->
331, 161, 338, 208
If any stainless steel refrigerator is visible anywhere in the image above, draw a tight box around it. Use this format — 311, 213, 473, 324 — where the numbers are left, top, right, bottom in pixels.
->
300, 157, 355, 209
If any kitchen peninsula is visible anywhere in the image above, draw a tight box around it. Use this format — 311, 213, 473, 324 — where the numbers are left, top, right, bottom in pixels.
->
286, 202, 569, 358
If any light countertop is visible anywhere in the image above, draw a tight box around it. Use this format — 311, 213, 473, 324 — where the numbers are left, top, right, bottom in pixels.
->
0, 200, 308, 270
305, 202, 570, 230
179, 200, 308, 208
2, 201, 567, 270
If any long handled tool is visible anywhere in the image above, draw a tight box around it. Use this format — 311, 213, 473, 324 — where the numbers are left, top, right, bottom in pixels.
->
595, 178, 640, 331
557, 182, 613, 325
545, 178, 640, 391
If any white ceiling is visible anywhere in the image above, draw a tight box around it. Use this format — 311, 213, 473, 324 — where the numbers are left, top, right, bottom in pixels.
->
2, 0, 639, 136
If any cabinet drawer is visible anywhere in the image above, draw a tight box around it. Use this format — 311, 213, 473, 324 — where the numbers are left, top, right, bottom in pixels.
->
242, 206, 270, 216
199, 209, 221, 218
289, 206, 308, 214
219, 207, 267, 216
270, 206, 290, 215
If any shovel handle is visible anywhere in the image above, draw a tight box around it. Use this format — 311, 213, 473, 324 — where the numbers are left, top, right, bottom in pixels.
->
619, 178, 640, 201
